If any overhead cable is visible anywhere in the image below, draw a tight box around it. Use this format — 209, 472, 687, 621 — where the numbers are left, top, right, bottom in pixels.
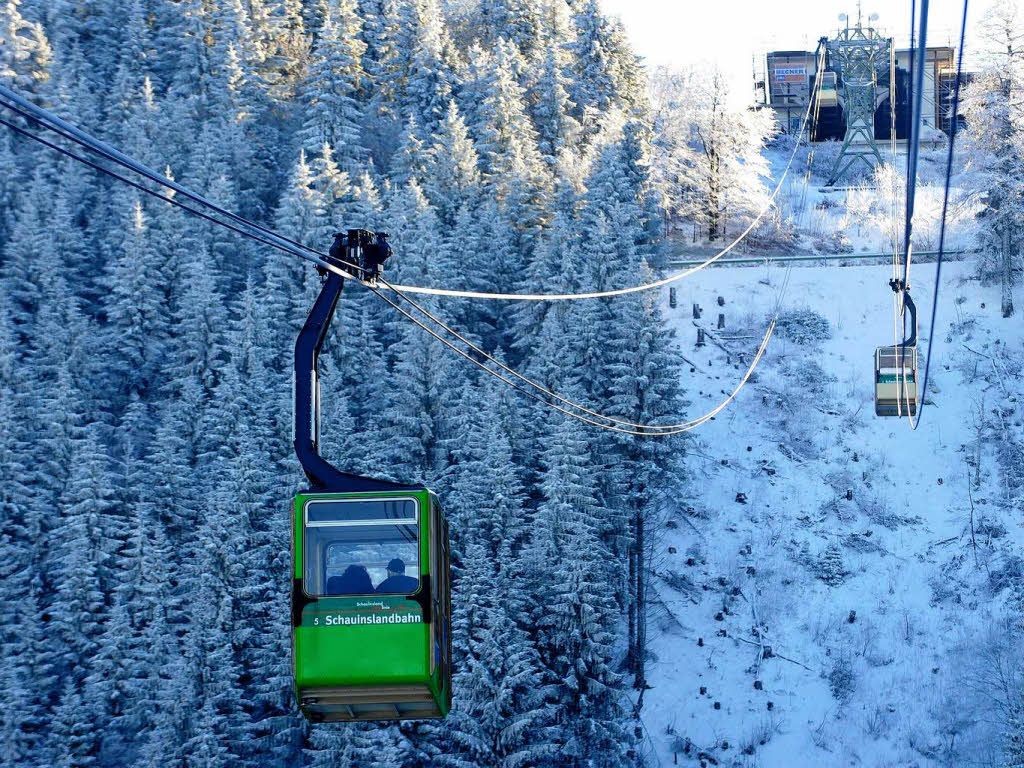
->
1, 50, 823, 303
0, 84, 337, 275
913, 0, 968, 430
0, 87, 787, 435
0, 116, 338, 270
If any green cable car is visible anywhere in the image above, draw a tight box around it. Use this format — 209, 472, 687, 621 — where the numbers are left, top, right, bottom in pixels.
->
291, 231, 452, 722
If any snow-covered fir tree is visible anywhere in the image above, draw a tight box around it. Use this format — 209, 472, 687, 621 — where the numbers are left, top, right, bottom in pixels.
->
960, 0, 1024, 317
0, 0, 725, 765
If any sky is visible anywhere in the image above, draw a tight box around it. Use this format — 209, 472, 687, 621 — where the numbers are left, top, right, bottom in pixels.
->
599, 0, 989, 105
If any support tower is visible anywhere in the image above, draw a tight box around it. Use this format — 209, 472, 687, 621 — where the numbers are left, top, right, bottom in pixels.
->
826, 12, 892, 185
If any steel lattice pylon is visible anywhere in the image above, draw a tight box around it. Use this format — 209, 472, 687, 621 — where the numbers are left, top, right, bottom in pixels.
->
826, 17, 892, 185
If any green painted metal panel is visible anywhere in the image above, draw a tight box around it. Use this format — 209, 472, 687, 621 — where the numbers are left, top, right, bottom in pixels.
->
294, 621, 429, 688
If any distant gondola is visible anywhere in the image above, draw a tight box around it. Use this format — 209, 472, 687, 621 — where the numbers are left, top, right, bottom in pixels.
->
875, 290, 918, 417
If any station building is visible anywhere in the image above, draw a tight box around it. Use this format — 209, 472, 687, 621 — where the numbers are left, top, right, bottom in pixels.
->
758, 45, 959, 141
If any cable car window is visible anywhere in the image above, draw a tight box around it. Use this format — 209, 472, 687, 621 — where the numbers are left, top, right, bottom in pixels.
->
304, 498, 420, 597
306, 498, 416, 524
306, 524, 419, 596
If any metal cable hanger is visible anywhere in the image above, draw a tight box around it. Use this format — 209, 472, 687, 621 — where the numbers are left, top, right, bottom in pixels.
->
884, 0, 966, 429
911, 0, 969, 429
897, 0, 928, 428
893, 0, 922, 422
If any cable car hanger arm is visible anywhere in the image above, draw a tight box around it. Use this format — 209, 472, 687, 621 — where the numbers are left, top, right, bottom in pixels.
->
294, 230, 420, 492
888, 277, 917, 348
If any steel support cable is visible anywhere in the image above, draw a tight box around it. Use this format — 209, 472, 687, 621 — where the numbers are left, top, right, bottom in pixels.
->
911, 0, 969, 430
380, 273, 788, 431
0, 84, 342, 276
0, 116, 348, 274
369, 279, 779, 436
0, 93, 375, 282
3, 70, 806, 303
0, 114, 786, 437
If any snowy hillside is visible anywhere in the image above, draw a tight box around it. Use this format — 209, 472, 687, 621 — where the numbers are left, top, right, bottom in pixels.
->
4, 0, 1023, 764
641, 259, 1022, 767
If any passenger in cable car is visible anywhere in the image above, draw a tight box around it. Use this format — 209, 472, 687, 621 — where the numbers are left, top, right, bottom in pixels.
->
329, 564, 373, 595
375, 558, 419, 593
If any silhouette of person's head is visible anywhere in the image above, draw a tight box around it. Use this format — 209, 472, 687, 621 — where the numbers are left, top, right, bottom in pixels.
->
333, 564, 373, 594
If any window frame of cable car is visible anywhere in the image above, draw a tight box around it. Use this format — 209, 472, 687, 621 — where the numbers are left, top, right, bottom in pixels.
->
425, 497, 451, 681
429, 503, 437, 676
438, 505, 451, 687
302, 496, 422, 599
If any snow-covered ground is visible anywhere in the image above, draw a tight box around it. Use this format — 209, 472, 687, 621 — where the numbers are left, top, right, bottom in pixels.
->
640, 258, 1022, 767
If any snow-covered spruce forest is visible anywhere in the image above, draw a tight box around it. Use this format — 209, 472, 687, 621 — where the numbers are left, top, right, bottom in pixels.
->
2, 0, 1024, 766
1, 0, 682, 765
